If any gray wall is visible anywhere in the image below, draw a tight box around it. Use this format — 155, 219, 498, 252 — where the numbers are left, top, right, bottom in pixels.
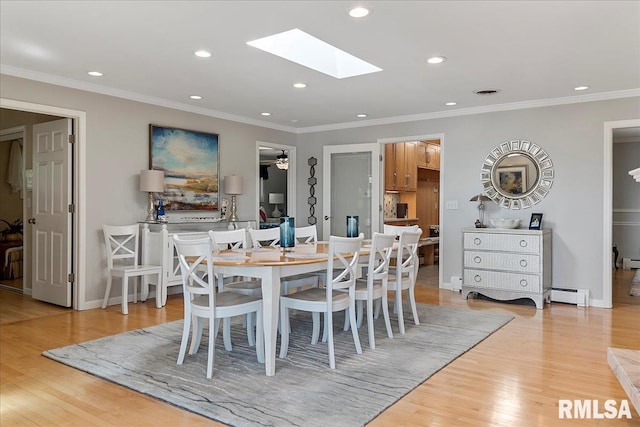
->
2, 73, 639, 306
296, 98, 640, 303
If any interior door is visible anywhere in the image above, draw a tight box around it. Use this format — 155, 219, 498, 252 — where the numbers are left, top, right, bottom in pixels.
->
31, 118, 73, 306
322, 144, 380, 240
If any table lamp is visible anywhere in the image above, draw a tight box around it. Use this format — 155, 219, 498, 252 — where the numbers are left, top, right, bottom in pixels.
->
469, 194, 491, 228
224, 175, 243, 221
140, 170, 164, 222
269, 193, 285, 218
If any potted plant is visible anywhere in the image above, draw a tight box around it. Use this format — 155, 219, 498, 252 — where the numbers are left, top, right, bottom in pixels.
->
0, 218, 23, 243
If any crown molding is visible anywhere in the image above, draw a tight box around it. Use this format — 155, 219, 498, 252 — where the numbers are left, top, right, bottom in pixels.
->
3, 64, 638, 136
295, 89, 640, 134
1, 65, 297, 133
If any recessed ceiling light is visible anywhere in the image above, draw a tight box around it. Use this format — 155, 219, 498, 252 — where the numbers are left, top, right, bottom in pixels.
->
261, 112, 271, 116
445, 102, 457, 106
194, 50, 211, 58
293, 82, 307, 88
87, 71, 103, 77
247, 28, 382, 79
189, 95, 202, 100
574, 86, 589, 91
356, 113, 368, 118
427, 56, 446, 64
349, 7, 370, 18
291, 119, 298, 123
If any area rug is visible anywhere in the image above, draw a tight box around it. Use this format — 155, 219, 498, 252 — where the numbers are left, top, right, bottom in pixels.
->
43, 304, 513, 427
630, 269, 640, 296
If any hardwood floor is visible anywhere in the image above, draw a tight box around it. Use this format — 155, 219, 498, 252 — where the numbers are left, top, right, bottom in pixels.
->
1, 274, 639, 426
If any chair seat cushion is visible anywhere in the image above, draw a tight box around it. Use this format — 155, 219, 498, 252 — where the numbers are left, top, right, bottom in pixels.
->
192, 292, 261, 309
225, 280, 261, 290
281, 287, 348, 304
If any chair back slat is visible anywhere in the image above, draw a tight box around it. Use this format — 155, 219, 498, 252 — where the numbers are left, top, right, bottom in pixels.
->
327, 234, 364, 295
368, 232, 396, 282
209, 229, 247, 250
172, 235, 216, 299
383, 224, 419, 238
249, 227, 280, 248
295, 225, 318, 244
396, 229, 422, 279
103, 224, 140, 269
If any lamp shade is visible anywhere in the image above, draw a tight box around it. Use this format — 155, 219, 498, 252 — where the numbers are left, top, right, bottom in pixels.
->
224, 175, 243, 195
469, 194, 491, 202
140, 170, 164, 192
269, 193, 285, 204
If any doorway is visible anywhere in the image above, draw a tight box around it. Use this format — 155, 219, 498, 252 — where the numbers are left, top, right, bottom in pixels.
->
0, 99, 86, 310
256, 142, 296, 227
603, 119, 640, 308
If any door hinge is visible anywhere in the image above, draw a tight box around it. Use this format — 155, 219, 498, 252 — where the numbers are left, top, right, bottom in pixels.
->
68, 273, 75, 283
68, 134, 76, 144
68, 203, 75, 213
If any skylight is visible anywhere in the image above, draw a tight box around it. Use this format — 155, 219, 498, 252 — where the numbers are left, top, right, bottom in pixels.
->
247, 28, 382, 79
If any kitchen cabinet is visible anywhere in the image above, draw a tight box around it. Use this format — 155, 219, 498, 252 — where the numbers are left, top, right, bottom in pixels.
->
385, 142, 417, 192
417, 140, 440, 170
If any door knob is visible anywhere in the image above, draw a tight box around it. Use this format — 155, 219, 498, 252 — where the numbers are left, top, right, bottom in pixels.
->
28, 218, 36, 224
324, 215, 331, 220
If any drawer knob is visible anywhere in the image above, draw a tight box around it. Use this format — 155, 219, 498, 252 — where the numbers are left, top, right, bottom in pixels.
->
520, 259, 528, 267
474, 274, 482, 283
519, 240, 527, 247
474, 256, 482, 263
474, 237, 481, 245
520, 279, 528, 287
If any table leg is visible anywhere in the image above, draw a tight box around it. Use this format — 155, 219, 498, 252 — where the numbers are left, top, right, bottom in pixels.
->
260, 267, 281, 376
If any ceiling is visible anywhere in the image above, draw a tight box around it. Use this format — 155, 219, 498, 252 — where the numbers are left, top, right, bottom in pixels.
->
1, 1, 639, 133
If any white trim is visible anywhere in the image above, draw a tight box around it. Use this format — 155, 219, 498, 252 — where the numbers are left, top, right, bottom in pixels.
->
613, 221, 640, 227
377, 132, 445, 290
0, 98, 87, 311
613, 209, 640, 213
0, 125, 25, 141
255, 141, 296, 223
603, 118, 640, 309
4, 65, 638, 135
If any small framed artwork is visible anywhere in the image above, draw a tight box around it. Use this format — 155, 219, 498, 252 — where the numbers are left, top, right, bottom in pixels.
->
497, 165, 527, 195
149, 124, 219, 211
529, 213, 543, 230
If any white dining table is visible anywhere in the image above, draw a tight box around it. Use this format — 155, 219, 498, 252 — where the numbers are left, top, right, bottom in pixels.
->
212, 242, 339, 376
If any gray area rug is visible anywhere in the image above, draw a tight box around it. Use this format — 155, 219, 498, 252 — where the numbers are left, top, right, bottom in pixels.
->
630, 269, 640, 296
43, 304, 512, 427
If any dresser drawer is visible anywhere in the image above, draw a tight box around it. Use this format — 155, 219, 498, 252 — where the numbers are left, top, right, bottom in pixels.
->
464, 232, 540, 253
463, 269, 541, 293
464, 251, 540, 273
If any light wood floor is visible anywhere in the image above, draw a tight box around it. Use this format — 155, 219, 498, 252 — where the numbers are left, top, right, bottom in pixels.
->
1, 275, 639, 426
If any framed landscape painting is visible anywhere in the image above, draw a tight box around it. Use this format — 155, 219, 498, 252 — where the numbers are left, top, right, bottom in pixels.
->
149, 124, 219, 211
497, 165, 527, 195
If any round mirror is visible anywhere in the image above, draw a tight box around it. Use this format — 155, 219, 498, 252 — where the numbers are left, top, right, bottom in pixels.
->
480, 140, 554, 209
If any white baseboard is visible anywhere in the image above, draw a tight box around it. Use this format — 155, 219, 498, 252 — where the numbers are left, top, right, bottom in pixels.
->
622, 258, 640, 269
550, 288, 590, 307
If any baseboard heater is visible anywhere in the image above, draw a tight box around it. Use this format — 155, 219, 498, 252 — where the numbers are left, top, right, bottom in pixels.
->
551, 288, 589, 307
622, 258, 640, 269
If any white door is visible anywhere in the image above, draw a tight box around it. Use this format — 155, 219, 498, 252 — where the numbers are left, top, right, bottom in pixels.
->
31, 119, 73, 306
322, 144, 380, 240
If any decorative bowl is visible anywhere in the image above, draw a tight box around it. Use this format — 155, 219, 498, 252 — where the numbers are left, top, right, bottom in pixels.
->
490, 218, 521, 229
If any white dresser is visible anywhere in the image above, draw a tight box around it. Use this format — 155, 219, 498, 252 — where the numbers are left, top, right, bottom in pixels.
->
140, 220, 256, 303
461, 228, 552, 309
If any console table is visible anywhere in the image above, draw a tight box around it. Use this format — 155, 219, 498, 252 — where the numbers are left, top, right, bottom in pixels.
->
140, 219, 257, 305
461, 228, 552, 309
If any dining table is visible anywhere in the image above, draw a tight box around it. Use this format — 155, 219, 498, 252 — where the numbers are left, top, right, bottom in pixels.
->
212, 241, 368, 376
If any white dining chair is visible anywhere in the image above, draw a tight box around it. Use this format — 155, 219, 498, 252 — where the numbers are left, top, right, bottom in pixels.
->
172, 234, 263, 379
249, 227, 320, 295
101, 224, 163, 315
387, 228, 422, 334
295, 225, 318, 244
279, 234, 364, 369
341, 232, 395, 349
383, 223, 419, 237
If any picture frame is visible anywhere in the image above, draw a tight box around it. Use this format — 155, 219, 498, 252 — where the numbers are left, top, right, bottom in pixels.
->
149, 124, 219, 211
497, 165, 527, 195
529, 213, 543, 230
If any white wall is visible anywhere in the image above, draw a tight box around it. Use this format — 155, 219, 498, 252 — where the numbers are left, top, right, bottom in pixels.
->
1, 75, 296, 306
296, 98, 640, 303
